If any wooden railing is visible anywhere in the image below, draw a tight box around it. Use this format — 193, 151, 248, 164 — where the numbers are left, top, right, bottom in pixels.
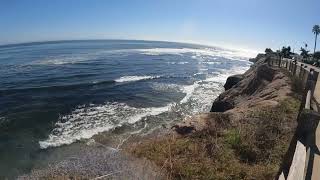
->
268, 57, 320, 180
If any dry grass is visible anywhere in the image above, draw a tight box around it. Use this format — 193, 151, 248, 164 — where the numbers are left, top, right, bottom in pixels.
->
129, 98, 300, 180
280, 68, 304, 96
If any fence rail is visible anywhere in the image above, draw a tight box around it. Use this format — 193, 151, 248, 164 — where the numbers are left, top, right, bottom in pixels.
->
268, 57, 320, 180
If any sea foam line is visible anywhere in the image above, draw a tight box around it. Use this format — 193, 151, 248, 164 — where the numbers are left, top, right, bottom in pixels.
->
180, 65, 250, 104
39, 102, 172, 149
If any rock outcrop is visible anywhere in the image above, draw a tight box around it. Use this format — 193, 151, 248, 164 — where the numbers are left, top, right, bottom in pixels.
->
209, 54, 291, 120
223, 74, 244, 90
210, 100, 234, 112
249, 53, 265, 63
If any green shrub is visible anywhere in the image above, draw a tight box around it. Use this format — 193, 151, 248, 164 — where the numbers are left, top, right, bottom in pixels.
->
225, 129, 241, 148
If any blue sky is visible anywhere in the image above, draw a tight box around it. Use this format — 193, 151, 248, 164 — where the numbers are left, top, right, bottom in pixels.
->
0, 0, 319, 52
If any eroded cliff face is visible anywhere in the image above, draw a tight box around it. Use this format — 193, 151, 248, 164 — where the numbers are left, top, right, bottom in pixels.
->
173, 56, 294, 134
210, 56, 292, 121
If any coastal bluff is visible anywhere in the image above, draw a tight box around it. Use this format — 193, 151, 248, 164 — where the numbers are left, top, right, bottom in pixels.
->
130, 54, 300, 179
175, 54, 293, 135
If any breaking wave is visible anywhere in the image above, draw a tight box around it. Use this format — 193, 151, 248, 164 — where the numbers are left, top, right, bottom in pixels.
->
115, 75, 160, 83
39, 102, 172, 149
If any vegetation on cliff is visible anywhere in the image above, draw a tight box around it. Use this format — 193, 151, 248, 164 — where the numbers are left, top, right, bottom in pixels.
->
129, 97, 299, 179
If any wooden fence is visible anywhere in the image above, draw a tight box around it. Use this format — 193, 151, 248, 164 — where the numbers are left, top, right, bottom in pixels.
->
268, 57, 320, 180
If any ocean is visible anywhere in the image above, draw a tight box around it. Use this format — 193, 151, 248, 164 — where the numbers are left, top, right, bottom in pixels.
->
0, 40, 253, 178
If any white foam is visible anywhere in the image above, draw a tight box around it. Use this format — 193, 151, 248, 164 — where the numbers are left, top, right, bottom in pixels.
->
39, 102, 172, 149
150, 82, 181, 92
137, 48, 186, 56
186, 81, 222, 113
179, 64, 250, 109
137, 47, 256, 61
180, 83, 199, 104
128, 104, 173, 124
31, 55, 90, 65
205, 66, 249, 84
114, 75, 160, 83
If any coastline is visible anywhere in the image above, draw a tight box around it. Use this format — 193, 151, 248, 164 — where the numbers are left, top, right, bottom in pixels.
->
20, 53, 301, 179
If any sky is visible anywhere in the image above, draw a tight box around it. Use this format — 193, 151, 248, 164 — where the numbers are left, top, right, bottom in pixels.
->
0, 0, 319, 52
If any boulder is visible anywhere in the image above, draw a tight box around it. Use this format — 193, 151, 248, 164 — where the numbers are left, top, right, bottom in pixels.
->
210, 100, 234, 112
224, 74, 244, 90
172, 113, 230, 135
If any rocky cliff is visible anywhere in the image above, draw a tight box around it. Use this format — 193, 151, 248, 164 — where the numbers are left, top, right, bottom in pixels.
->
130, 54, 300, 179
210, 55, 291, 120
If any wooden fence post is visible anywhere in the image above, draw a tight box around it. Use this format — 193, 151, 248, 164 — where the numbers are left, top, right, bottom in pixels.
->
300, 64, 304, 79
308, 69, 316, 94
293, 61, 297, 76
278, 57, 281, 67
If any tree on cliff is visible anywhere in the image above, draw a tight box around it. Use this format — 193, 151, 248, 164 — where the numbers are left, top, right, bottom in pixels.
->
300, 47, 309, 62
312, 25, 320, 59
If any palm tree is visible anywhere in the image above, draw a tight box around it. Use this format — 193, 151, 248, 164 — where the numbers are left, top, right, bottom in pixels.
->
312, 25, 320, 58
